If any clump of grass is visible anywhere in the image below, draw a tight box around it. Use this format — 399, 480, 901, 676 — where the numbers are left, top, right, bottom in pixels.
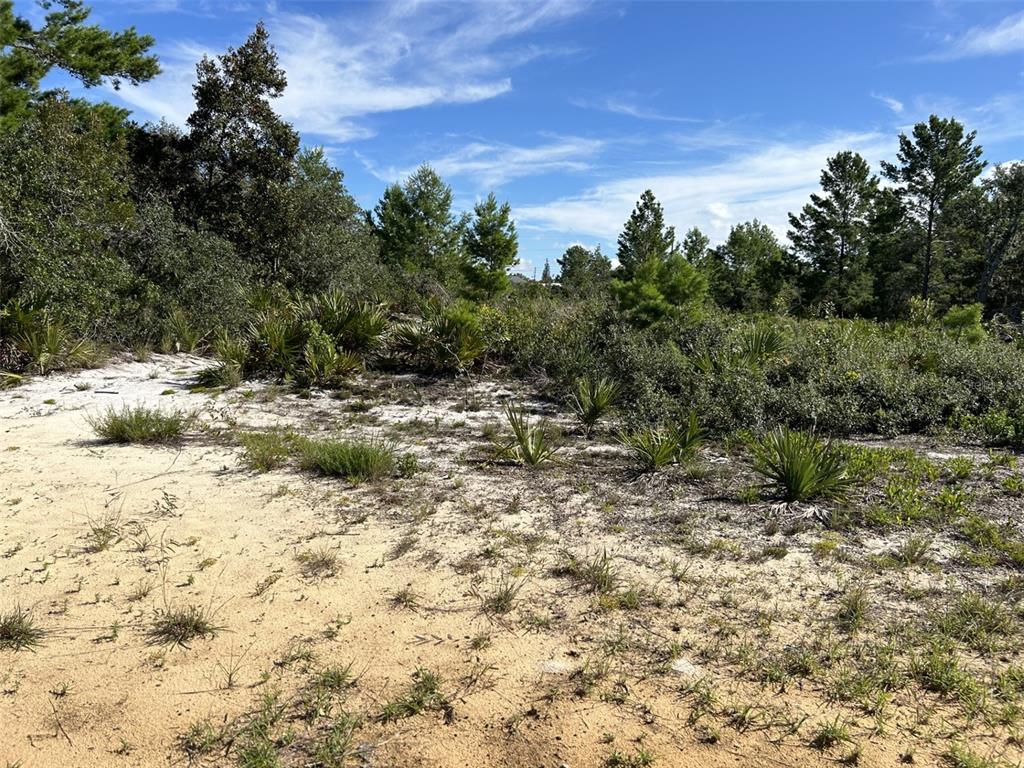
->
944, 744, 1001, 768
298, 436, 396, 483
180, 719, 225, 760
569, 376, 620, 437
809, 715, 851, 750
238, 430, 296, 472
378, 668, 452, 722
0, 607, 46, 651
500, 403, 561, 468
295, 547, 340, 579
147, 604, 221, 648
895, 534, 932, 566
88, 405, 194, 444
931, 592, 1014, 652
835, 586, 870, 633
473, 573, 525, 616
753, 427, 852, 502
554, 549, 617, 594
605, 749, 656, 767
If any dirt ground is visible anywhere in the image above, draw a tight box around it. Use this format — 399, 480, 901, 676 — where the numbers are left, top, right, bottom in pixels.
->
1, 355, 1021, 767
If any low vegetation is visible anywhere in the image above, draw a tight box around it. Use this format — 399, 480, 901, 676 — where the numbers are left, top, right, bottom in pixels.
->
88, 405, 195, 444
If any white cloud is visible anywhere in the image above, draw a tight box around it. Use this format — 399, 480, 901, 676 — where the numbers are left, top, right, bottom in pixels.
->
515, 132, 893, 246
871, 92, 905, 114
110, 1, 587, 140
928, 10, 1024, 60
573, 96, 702, 123
361, 135, 605, 188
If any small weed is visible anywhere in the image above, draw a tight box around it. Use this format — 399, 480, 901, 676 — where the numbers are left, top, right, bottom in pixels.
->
295, 547, 340, 579
378, 669, 452, 722
474, 573, 525, 616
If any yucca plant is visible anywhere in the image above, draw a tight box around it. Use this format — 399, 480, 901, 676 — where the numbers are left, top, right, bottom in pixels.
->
617, 427, 679, 473
569, 376, 620, 437
501, 403, 561, 468
738, 324, 787, 367
753, 427, 852, 502
299, 322, 361, 388
166, 308, 205, 353
673, 410, 705, 461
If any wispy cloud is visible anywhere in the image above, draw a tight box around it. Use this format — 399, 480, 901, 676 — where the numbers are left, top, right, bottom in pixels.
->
926, 9, 1024, 60
871, 92, 905, 114
359, 135, 605, 188
573, 95, 702, 123
110, 1, 588, 140
515, 132, 893, 246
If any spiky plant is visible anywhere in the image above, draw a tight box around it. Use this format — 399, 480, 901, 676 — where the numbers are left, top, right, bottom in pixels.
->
752, 427, 852, 502
166, 308, 204, 353
738, 324, 787, 366
618, 427, 679, 473
501, 403, 561, 468
569, 376, 620, 437
673, 411, 705, 462
300, 322, 361, 388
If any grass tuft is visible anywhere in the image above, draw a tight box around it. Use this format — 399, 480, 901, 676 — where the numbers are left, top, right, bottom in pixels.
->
298, 436, 396, 483
89, 405, 194, 444
0, 607, 46, 651
147, 604, 221, 648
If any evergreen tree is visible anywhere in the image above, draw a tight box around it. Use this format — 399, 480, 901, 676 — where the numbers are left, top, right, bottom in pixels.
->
616, 189, 678, 279
788, 151, 878, 314
372, 164, 465, 289
613, 191, 704, 325
681, 227, 710, 265
0, 0, 159, 131
556, 244, 611, 295
183, 22, 300, 278
881, 115, 985, 300
463, 192, 518, 298
541, 259, 552, 283
712, 221, 798, 312
977, 162, 1024, 314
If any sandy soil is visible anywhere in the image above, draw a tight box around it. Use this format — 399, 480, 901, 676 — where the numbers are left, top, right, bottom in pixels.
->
0, 356, 1019, 767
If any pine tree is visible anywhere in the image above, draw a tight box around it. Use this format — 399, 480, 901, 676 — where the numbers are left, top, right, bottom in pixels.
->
541, 259, 552, 283
613, 191, 704, 325
881, 115, 985, 300
788, 151, 878, 313
372, 164, 465, 288
183, 22, 300, 278
0, 0, 160, 131
463, 192, 518, 298
556, 244, 611, 295
977, 162, 1024, 311
616, 189, 678, 279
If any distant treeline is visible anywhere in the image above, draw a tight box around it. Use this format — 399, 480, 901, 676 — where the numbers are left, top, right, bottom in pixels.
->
1, 3, 1023, 345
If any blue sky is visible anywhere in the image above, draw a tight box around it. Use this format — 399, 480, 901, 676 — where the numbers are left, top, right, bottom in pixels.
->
41, 0, 1024, 275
